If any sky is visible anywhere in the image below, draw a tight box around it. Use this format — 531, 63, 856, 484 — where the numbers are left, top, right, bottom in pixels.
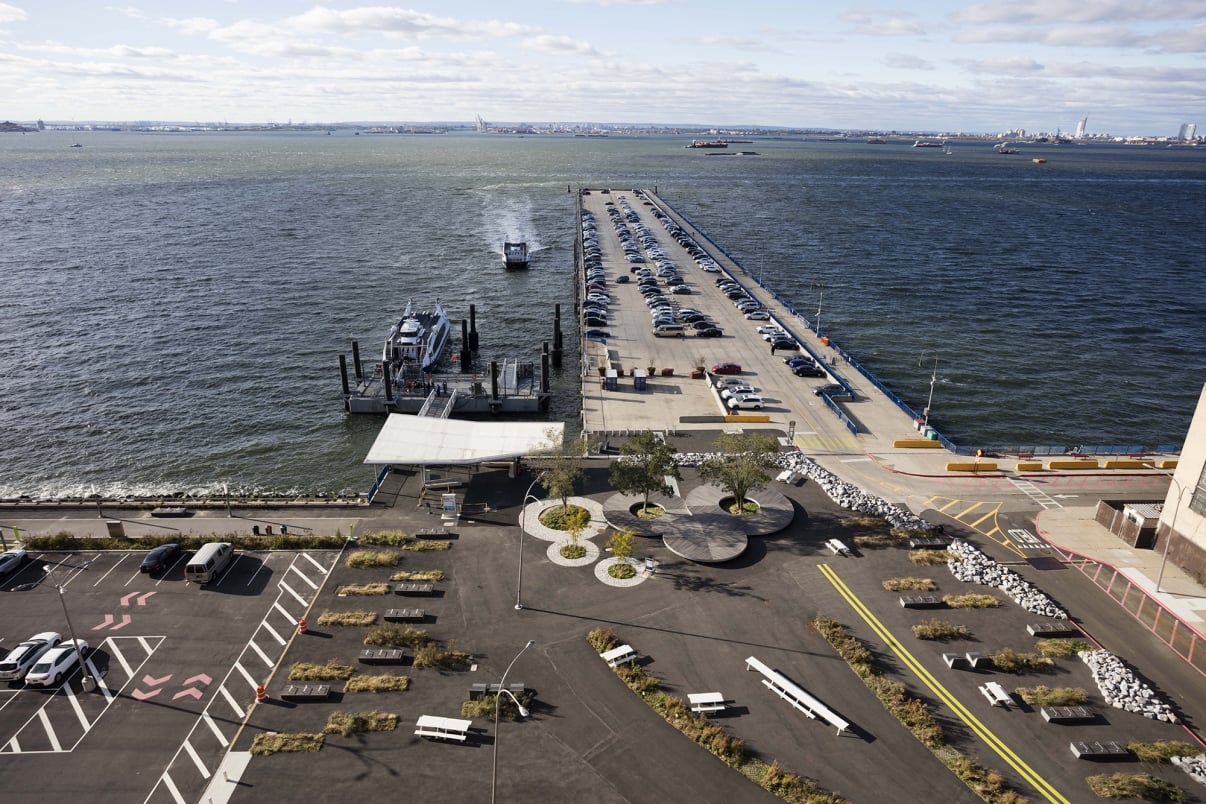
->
1, 1, 1203, 136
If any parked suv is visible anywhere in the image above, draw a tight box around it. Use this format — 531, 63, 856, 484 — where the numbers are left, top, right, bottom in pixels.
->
25, 639, 90, 687
0, 632, 63, 682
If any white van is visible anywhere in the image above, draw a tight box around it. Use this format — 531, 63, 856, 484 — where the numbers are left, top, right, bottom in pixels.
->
185, 542, 234, 585
653, 324, 685, 338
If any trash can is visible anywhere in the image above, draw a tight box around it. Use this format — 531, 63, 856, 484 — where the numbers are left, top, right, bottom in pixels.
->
604, 369, 618, 391
633, 368, 647, 391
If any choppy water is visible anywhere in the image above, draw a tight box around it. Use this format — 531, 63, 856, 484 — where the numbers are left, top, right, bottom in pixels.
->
1, 131, 1203, 498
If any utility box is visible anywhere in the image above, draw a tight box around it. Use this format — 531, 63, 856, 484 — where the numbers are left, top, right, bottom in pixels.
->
105, 520, 125, 538
633, 368, 647, 391
604, 369, 618, 391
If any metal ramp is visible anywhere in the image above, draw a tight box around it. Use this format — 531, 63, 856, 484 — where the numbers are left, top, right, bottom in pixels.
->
418, 388, 458, 418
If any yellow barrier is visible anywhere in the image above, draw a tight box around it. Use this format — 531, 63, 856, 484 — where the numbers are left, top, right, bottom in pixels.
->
945, 462, 997, 472
1157, 459, 1179, 470
893, 439, 944, 449
1047, 460, 1099, 470
1016, 461, 1044, 472
725, 414, 771, 423
1102, 459, 1152, 469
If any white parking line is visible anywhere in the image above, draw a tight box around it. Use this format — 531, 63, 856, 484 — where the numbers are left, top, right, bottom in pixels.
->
247, 639, 274, 669
272, 600, 296, 626
279, 580, 308, 608
218, 686, 246, 720
183, 739, 211, 779
159, 771, 187, 804
300, 551, 329, 574
36, 709, 62, 752
287, 562, 319, 590
86, 658, 115, 701
233, 661, 259, 692
260, 620, 286, 647
5, 736, 19, 753
94, 554, 129, 586
64, 685, 91, 731
201, 712, 229, 747
109, 640, 136, 679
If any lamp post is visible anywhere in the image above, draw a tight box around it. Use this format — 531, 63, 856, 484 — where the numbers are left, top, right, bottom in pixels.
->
44, 570, 95, 691
515, 472, 546, 611
491, 639, 535, 804
811, 279, 825, 337
919, 352, 939, 428
1155, 475, 1189, 593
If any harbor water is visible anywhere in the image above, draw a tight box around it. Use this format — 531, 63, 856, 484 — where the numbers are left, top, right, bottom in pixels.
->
1, 131, 1203, 498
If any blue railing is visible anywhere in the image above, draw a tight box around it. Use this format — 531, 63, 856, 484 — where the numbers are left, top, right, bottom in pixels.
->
366, 465, 391, 504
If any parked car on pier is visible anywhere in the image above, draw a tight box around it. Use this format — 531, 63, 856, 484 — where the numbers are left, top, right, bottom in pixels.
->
710, 363, 742, 375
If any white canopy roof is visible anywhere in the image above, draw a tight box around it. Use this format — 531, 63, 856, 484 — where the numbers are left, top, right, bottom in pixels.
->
364, 415, 563, 466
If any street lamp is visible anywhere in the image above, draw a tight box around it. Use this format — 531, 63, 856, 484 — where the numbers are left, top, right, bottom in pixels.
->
515, 472, 547, 611
44, 569, 96, 691
491, 639, 535, 804
1156, 475, 1190, 593
811, 279, 825, 337
919, 352, 939, 428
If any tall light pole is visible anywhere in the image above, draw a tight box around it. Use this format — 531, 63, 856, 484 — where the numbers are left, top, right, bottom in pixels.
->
919, 352, 939, 428
811, 279, 825, 337
1156, 475, 1190, 593
491, 639, 535, 804
515, 472, 546, 611
45, 571, 95, 691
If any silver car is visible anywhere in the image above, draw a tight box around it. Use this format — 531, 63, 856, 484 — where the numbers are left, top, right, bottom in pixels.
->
0, 632, 63, 681
24, 639, 89, 687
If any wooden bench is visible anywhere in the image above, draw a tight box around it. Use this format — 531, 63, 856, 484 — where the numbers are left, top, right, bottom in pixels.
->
907, 537, 947, 549
1042, 706, 1098, 724
825, 539, 851, 556
745, 656, 849, 735
1071, 740, 1128, 759
394, 582, 435, 596
1027, 622, 1080, 637
469, 682, 527, 700
384, 608, 425, 622
688, 692, 726, 714
601, 644, 638, 668
280, 684, 330, 702
414, 714, 472, 742
359, 648, 407, 665
899, 594, 943, 609
979, 681, 1012, 708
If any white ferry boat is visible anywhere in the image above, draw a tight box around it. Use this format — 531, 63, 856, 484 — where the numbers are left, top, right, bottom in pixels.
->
504, 240, 529, 268
383, 300, 450, 374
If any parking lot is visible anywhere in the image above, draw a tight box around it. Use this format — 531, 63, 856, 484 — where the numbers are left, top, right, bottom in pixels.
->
0, 546, 338, 804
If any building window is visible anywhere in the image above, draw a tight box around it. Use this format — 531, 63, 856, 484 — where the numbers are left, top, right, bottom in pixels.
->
1190, 463, 1206, 517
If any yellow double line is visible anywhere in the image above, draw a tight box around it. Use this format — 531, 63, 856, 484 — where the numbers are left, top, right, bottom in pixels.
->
817, 563, 1069, 803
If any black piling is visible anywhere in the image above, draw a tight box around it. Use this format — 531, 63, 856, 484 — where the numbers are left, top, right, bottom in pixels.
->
541, 342, 550, 394
490, 361, 499, 401
339, 354, 350, 397
552, 304, 563, 367
469, 304, 479, 351
460, 319, 471, 373
351, 340, 363, 381
382, 361, 394, 402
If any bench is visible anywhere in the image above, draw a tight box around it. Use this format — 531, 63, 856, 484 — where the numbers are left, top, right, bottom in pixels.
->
150, 507, 190, 517
688, 692, 726, 714
979, 682, 1012, 708
601, 644, 638, 668
1071, 740, 1129, 759
414, 714, 472, 742
943, 653, 966, 669
359, 648, 407, 665
384, 608, 425, 622
394, 582, 435, 596
1042, 706, 1098, 724
907, 537, 947, 549
965, 652, 988, 669
899, 594, 943, 609
745, 656, 850, 735
416, 527, 454, 538
469, 682, 527, 700
825, 539, 851, 556
1026, 622, 1080, 637
280, 684, 330, 702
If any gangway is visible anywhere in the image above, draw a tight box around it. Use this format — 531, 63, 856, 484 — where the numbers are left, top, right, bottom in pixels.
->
418, 388, 458, 418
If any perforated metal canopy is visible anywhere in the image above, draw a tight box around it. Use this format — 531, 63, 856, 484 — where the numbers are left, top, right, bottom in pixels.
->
364, 415, 563, 465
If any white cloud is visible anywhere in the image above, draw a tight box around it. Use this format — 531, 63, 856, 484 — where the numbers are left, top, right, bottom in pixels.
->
952, 0, 1206, 25
884, 52, 934, 70
0, 2, 27, 24
842, 11, 924, 37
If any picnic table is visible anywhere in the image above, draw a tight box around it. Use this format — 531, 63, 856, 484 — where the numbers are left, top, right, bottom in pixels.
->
688, 692, 726, 714
394, 582, 435, 596
415, 714, 472, 742
600, 644, 637, 668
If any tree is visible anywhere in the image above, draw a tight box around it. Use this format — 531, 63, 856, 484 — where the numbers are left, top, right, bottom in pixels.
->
607, 528, 635, 562
535, 427, 584, 511
565, 506, 591, 546
609, 430, 681, 515
698, 431, 778, 513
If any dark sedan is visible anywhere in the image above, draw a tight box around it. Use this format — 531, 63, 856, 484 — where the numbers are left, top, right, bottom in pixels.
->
140, 543, 182, 574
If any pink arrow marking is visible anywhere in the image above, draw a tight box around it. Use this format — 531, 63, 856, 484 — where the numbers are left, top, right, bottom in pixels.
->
182, 673, 213, 687
172, 688, 204, 701
92, 614, 115, 631
120, 591, 157, 607
136, 591, 156, 606
110, 614, 133, 631
132, 688, 162, 701
142, 674, 172, 687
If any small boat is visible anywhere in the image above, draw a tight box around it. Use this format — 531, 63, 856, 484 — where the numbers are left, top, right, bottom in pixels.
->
995, 142, 1019, 154
1032, 158, 1047, 164
912, 140, 944, 148
865, 137, 887, 145
503, 240, 529, 269
685, 140, 728, 149
383, 300, 451, 374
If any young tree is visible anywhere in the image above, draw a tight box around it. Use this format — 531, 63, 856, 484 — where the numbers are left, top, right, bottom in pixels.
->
565, 506, 591, 546
699, 431, 778, 514
609, 430, 681, 515
606, 528, 635, 562
535, 427, 584, 511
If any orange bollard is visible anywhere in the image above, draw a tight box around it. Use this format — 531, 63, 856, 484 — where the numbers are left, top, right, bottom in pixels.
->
298, 617, 308, 634
255, 684, 266, 703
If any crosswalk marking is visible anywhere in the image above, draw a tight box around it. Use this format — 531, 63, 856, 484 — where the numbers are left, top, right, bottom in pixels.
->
793, 433, 860, 452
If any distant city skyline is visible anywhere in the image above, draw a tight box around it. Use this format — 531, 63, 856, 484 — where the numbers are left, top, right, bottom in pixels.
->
1, 1, 1204, 137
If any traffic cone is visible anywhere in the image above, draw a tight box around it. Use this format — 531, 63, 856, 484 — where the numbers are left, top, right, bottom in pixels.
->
255, 684, 266, 703
298, 618, 308, 634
